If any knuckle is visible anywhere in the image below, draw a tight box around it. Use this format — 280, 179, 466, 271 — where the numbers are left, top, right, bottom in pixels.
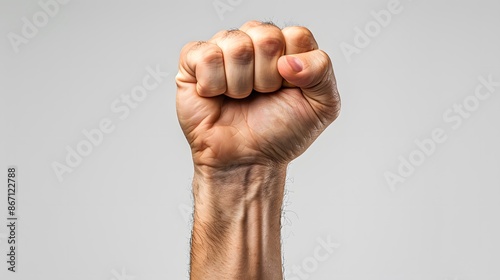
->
188, 41, 208, 51
247, 26, 285, 57
185, 42, 224, 69
227, 43, 254, 64
254, 36, 285, 57
285, 26, 317, 51
219, 31, 254, 64
200, 48, 224, 66
259, 20, 279, 28
241, 20, 261, 29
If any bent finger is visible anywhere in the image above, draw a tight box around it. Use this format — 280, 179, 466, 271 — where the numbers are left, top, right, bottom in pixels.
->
178, 41, 226, 97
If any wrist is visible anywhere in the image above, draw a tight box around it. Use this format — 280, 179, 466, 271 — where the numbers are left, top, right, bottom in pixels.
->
190, 163, 287, 279
193, 162, 287, 202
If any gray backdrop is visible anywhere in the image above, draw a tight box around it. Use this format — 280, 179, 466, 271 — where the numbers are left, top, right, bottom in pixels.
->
1, 0, 499, 279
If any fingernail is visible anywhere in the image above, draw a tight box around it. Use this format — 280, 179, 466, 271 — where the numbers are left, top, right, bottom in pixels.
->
286, 56, 303, 72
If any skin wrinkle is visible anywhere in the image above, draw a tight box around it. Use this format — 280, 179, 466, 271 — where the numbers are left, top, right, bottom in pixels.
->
243, 160, 252, 187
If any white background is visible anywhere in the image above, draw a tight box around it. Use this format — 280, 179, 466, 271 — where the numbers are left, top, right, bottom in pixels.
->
1, 0, 499, 279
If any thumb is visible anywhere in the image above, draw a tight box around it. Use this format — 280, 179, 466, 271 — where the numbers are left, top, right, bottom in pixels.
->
277, 50, 340, 121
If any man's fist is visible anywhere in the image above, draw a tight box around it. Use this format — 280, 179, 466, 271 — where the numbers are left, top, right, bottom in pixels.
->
176, 21, 341, 168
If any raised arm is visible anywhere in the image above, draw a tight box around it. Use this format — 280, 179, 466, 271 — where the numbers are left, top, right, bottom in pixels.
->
175, 20, 341, 279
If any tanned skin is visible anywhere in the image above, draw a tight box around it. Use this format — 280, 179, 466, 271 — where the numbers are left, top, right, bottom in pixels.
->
175, 20, 341, 280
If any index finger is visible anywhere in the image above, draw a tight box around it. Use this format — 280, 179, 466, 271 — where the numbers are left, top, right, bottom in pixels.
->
281, 26, 319, 55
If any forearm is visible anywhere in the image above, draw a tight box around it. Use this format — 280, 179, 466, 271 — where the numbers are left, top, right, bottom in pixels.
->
190, 163, 287, 280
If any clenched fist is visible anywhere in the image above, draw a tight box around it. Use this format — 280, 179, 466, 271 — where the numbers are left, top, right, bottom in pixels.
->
176, 20, 340, 169
175, 21, 341, 280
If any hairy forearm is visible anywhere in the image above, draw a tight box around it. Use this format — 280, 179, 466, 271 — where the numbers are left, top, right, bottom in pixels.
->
190, 163, 287, 280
